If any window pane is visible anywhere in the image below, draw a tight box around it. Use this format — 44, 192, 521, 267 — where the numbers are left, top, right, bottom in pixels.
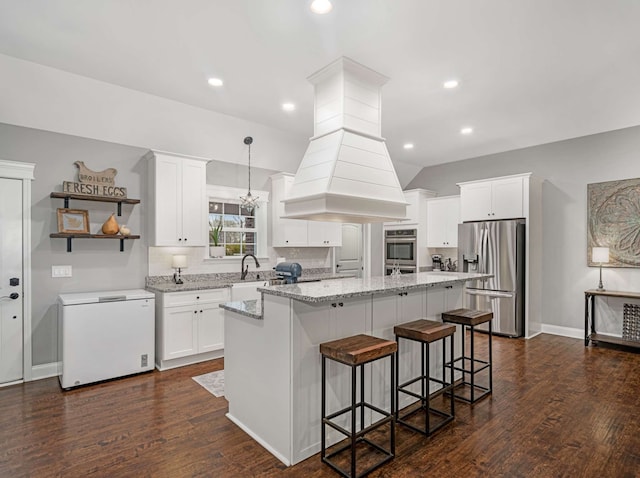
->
225, 203, 240, 215
225, 232, 242, 243
225, 244, 242, 256
223, 215, 242, 228
209, 214, 223, 225
244, 244, 255, 255
244, 217, 255, 228
241, 206, 255, 216
209, 202, 223, 214
245, 232, 255, 243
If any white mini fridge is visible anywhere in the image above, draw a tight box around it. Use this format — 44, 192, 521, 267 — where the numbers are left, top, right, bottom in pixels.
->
58, 289, 155, 389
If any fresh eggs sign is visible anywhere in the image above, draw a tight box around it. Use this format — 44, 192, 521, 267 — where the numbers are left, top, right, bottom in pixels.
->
63, 161, 127, 198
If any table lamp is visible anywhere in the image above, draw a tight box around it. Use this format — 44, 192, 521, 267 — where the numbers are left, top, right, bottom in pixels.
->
592, 247, 609, 291
172, 254, 187, 284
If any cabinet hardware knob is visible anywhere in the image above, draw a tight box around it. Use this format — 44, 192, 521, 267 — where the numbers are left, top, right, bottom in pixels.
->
338, 302, 344, 307
200, 310, 203, 313
179, 238, 182, 241
196, 296, 200, 299
331, 303, 337, 307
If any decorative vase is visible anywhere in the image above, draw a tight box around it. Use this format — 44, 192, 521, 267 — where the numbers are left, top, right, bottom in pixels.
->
210, 246, 225, 258
101, 213, 119, 235
119, 224, 131, 236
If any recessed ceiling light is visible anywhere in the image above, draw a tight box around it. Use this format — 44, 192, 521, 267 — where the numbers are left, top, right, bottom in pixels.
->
311, 0, 333, 14
403, 143, 414, 150
460, 127, 473, 135
207, 77, 223, 87
443, 79, 459, 89
282, 103, 296, 112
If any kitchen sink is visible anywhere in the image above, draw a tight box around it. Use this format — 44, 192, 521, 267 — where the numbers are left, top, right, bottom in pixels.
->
231, 280, 269, 301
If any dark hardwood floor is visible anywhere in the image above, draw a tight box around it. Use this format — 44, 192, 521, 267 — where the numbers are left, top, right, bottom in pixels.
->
1, 333, 639, 477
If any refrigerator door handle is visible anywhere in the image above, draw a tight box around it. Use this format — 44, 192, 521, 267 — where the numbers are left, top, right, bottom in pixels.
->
466, 289, 514, 299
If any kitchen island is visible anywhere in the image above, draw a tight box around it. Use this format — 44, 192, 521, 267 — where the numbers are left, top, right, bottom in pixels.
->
222, 272, 490, 466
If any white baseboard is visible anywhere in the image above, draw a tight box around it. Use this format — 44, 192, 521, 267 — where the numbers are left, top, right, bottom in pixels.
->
541, 324, 583, 340
226, 412, 291, 466
31, 362, 60, 381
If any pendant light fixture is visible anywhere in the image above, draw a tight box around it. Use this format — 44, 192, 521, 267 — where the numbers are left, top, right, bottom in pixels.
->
240, 136, 259, 213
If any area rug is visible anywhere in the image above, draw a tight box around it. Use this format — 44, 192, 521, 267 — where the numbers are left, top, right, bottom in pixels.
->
192, 370, 225, 397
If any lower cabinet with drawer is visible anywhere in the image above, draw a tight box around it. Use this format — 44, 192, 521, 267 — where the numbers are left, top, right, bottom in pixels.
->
154, 288, 230, 370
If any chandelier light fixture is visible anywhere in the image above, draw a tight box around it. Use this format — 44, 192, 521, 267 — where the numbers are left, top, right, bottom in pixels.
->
240, 136, 259, 213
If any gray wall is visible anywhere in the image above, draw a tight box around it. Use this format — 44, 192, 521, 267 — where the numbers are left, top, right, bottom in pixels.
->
407, 125, 640, 332
0, 123, 281, 366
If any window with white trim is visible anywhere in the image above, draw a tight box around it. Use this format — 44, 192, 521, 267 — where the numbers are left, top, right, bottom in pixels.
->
209, 201, 256, 256
206, 184, 269, 259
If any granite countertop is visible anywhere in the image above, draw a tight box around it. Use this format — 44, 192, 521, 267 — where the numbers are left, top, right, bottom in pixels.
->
145, 279, 235, 293
258, 272, 492, 304
146, 271, 354, 293
219, 299, 262, 320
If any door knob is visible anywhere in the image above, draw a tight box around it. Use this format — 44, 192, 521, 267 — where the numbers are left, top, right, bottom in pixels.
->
1, 293, 19, 300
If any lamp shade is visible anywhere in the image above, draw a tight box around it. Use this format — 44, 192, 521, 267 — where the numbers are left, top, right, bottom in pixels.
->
592, 247, 610, 263
171, 254, 188, 269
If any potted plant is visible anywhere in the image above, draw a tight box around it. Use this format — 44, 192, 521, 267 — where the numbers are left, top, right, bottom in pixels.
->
209, 220, 225, 258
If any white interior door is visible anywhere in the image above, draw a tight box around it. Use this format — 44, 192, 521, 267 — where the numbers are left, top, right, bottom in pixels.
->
336, 224, 362, 278
0, 177, 24, 384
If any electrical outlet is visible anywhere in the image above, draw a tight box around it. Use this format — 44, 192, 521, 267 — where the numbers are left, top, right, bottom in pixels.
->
52, 265, 72, 278
141, 354, 148, 367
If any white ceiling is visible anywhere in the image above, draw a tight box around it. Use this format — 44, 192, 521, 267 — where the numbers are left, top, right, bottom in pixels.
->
2, 0, 640, 168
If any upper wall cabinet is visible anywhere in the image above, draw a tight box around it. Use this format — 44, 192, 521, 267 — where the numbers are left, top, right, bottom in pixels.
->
458, 174, 527, 222
270, 173, 341, 247
383, 189, 436, 229
426, 196, 460, 248
146, 151, 208, 247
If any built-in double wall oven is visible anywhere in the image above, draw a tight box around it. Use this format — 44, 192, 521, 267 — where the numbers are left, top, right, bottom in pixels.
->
384, 229, 417, 275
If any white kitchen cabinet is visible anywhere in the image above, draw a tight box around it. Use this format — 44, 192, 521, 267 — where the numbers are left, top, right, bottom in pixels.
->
426, 196, 460, 248
458, 175, 524, 222
290, 296, 370, 462
271, 173, 342, 247
371, 288, 425, 411
146, 150, 208, 247
307, 220, 342, 246
383, 189, 436, 228
155, 288, 229, 370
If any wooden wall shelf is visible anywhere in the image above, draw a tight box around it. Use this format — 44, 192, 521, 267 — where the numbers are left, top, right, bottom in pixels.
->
50, 191, 141, 251
49, 233, 140, 252
50, 192, 140, 216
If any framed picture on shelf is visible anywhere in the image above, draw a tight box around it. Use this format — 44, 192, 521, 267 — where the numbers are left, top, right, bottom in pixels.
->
57, 208, 89, 234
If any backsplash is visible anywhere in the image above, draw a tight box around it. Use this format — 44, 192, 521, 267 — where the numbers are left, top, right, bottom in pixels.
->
148, 246, 332, 277
146, 267, 333, 286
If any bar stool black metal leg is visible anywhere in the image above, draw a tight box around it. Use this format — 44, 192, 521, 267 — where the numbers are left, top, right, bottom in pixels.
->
360, 363, 365, 432
470, 325, 475, 403
449, 334, 455, 418
489, 321, 493, 392
321, 356, 326, 460
461, 325, 466, 386
395, 336, 400, 421
390, 353, 396, 456
351, 364, 356, 478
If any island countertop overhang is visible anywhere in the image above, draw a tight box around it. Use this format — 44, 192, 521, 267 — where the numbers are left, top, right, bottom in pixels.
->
257, 272, 492, 304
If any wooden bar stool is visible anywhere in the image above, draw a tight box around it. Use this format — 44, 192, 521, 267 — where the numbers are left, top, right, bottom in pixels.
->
442, 308, 493, 404
320, 334, 397, 478
394, 319, 456, 436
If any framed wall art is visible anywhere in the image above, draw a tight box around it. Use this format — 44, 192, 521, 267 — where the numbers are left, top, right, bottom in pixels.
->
57, 208, 90, 234
587, 177, 640, 267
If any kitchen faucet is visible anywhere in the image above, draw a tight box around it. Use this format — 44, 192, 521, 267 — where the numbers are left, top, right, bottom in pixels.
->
240, 253, 261, 280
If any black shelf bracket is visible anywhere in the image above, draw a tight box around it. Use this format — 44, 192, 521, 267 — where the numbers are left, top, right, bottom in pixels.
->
66, 237, 72, 253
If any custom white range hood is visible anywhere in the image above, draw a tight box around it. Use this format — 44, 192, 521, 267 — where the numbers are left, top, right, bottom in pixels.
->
283, 57, 407, 223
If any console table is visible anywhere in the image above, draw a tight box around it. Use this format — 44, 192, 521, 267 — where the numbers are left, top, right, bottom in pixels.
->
584, 289, 640, 348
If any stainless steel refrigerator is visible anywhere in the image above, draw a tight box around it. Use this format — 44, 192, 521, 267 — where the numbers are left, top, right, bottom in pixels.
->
458, 219, 526, 337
